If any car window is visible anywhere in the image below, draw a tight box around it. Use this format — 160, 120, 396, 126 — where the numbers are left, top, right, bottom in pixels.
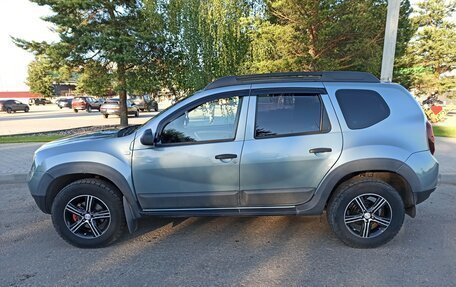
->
160, 96, 242, 144
15, 101, 22, 104
335, 89, 390, 129
255, 93, 330, 138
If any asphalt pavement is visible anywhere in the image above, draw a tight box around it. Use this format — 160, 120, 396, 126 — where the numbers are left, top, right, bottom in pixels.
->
0, 182, 455, 286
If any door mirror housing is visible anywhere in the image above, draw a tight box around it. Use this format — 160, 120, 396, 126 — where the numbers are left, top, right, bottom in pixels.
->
140, 129, 156, 146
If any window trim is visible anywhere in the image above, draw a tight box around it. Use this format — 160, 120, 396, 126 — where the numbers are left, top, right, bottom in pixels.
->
155, 91, 247, 147
253, 92, 331, 140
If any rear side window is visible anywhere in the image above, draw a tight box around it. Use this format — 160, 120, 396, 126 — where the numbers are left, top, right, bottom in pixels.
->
255, 94, 330, 138
336, 89, 390, 129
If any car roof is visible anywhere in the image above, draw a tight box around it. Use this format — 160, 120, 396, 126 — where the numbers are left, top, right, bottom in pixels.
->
204, 71, 380, 91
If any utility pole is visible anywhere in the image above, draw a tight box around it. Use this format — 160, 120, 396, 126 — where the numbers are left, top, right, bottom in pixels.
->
380, 0, 401, 82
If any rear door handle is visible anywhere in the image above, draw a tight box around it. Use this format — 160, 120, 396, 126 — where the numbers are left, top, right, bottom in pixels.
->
309, 148, 332, 154
215, 154, 238, 160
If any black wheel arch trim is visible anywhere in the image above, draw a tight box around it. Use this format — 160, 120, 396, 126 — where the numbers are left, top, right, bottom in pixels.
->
40, 162, 141, 219
295, 158, 421, 215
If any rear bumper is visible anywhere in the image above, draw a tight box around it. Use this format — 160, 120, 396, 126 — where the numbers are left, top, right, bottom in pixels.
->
414, 188, 436, 205
399, 150, 439, 205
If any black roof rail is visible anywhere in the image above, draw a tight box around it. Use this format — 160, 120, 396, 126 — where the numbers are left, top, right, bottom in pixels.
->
204, 71, 380, 90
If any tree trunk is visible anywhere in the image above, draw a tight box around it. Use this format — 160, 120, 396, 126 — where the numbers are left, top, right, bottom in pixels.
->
117, 63, 128, 127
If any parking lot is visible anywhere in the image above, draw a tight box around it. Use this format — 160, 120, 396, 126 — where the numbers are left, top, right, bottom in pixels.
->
0, 103, 165, 135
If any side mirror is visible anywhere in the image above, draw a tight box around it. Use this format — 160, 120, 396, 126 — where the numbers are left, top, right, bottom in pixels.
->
140, 129, 155, 146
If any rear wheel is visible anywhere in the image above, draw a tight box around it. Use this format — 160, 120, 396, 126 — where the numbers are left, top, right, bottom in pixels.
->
327, 178, 404, 248
135, 110, 139, 117
104, 114, 108, 118
74, 109, 78, 113
6, 107, 12, 114
24, 106, 29, 112
51, 179, 126, 248
87, 106, 92, 112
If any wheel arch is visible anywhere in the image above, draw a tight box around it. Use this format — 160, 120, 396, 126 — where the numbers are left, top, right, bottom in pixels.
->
296, 158, 420, 217
42, 162, 141, 219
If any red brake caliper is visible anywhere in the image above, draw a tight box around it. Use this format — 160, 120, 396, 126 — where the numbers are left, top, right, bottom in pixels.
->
72, 214, 79, 222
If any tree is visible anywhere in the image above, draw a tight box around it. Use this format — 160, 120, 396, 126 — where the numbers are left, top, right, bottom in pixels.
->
397, 0, 455, 95
76, 61, 113, 97
243, 0, 414, 75
162, 0, 253, 94
26, 56, 55, 98
15, 0, 166, 126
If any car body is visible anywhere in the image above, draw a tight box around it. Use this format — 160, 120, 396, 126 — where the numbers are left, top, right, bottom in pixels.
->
28, 71, 439, 248
130, 95, 158, 112
29, 98, 46, 105
100, 98, 140, 118
71, 96, 101, 112
0, 100, 30, 113
56, 98, 73, 109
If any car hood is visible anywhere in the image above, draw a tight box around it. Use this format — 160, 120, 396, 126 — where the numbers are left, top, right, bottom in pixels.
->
37, 129, 119, 152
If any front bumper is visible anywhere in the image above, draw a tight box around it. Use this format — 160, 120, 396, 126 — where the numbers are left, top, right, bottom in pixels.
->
28, 171, 54, 214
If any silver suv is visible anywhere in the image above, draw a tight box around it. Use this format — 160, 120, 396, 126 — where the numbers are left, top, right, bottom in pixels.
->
28, 72, 439, 248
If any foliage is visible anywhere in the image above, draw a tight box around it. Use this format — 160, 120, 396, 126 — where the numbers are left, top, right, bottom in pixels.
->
243, 0, 414, 75
76, 61, 113, 97
397, 0, 456, 96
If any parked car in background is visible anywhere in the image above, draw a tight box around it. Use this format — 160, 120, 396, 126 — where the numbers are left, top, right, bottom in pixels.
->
0, 100, 29, 113
29, 98, 46, 105
130, 95, 158, 112
100, 98, 139, 118
72, 96, 101, 113
56, 98, 73, 109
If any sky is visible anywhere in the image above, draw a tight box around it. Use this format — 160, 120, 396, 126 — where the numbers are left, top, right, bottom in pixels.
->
0, 0, 56, 91
0, 0, 438, 92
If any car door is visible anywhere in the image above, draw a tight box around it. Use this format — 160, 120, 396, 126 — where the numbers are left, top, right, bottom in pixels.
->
14, 101, 24, 111
132, 91, 248, 210
239, 85, 343, 207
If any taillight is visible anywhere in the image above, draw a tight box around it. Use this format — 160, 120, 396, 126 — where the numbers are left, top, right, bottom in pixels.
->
426, 121, 435, 155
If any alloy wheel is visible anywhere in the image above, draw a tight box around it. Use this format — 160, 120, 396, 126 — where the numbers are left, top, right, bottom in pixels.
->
344, 193, 392, 239
63, 195, 111, 239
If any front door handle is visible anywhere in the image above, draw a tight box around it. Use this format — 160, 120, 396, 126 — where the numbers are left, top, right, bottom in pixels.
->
309, 148, 332, 154
215, 154, 238, 160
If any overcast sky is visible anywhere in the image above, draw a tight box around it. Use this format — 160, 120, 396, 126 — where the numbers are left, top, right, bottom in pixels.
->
0, 0, 439, 92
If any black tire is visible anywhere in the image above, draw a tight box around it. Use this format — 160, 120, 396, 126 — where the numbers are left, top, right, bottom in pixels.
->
74, 109, 78, 113
327, 178, 404, 248
104, 114, 109, 119
135, 110, 139, 117
6, 107, 12, 114
24, 107, 29, 113
87, 106, 92, 112
51, 178, 126, 248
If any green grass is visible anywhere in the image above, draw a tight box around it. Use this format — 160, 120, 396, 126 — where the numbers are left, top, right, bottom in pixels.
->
0, 135, 64, 144
433, 125, 456, 138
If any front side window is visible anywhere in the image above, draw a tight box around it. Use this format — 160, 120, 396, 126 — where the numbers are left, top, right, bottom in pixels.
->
160, 96, 242, 144
255, 93, 330, 138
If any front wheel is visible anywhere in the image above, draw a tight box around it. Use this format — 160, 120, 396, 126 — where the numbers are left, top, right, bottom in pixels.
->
87, 106, 92, 112
103, 114, 108, 118
74, 109, 78, 113
6, 107, 12, 114
51, 179, 126, 248
134, 110, 139, 117
24, 107, 29, 112
327, 178, 404, 248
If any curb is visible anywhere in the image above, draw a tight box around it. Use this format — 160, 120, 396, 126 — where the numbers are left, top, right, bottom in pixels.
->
0, 174, 28, 184
1, 173, 456, 186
